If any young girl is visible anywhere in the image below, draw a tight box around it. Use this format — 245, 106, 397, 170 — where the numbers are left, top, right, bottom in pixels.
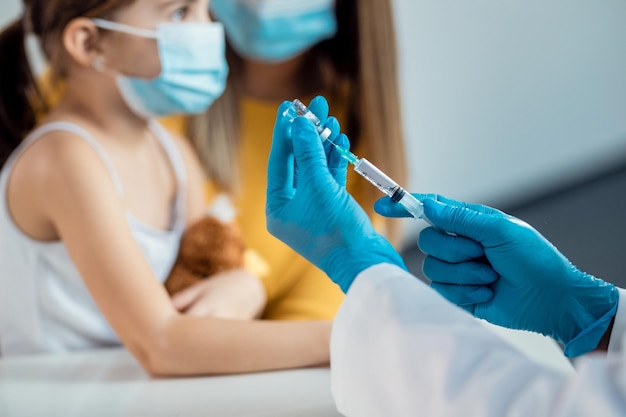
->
0, 0, 330, 375
164, 0, 407, 321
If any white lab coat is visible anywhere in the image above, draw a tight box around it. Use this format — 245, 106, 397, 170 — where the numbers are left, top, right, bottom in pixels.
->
331, 264, 626, 417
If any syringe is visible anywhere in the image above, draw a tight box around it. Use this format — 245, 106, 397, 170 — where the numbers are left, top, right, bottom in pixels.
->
283, 99, 426, 221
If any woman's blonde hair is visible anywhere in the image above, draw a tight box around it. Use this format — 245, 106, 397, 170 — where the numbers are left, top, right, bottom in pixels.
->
189, 0, 406, 243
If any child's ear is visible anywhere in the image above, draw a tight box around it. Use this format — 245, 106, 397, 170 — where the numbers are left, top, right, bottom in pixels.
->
62, 17, 102, 68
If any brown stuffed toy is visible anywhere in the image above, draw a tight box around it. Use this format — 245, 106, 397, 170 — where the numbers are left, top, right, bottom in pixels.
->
164, 215, 246, 295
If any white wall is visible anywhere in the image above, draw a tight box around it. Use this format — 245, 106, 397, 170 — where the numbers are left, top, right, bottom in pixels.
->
393, 0, 626, 211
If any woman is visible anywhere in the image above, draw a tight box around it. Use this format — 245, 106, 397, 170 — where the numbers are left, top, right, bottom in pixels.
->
164, 0, 407, 320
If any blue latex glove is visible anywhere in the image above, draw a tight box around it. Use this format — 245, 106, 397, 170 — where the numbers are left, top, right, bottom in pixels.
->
266, 97, 406, 293
375, 194, 619, 357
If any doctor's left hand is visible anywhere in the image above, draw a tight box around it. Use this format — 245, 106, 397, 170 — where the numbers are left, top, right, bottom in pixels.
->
266, 97, 405, 293
376, 193, 618, 357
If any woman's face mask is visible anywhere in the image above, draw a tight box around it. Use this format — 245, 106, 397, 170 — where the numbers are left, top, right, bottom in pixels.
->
92, 18, 229, 118
210, 0, 337, 63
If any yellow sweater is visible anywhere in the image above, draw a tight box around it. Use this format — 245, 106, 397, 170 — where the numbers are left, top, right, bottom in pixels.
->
162, 97, 376, 320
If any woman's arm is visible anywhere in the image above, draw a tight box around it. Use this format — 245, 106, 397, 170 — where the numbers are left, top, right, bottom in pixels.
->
14, 132, 329, 376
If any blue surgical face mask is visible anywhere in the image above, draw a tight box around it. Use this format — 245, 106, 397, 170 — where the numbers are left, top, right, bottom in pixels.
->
92, 19, 229, 118
210, 0, 337, 63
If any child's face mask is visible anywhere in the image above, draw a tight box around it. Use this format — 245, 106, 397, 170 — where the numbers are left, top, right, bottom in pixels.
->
210, 0, 337, 63
92, 18, 229, 118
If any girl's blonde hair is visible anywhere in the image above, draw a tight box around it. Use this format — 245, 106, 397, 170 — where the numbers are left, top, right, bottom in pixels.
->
189, 0, 406, 243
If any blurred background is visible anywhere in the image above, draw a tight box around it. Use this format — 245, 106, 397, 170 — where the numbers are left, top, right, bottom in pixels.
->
1, 1, 624, 285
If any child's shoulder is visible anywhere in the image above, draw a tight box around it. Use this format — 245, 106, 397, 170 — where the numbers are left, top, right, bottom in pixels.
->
6, 122, 121, 234
10, 123, 114, 194
20, 125, 100, 167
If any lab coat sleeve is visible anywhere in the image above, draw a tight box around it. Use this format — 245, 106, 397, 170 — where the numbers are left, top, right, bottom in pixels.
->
331, 264, 626, 417
607, 288, 626, 357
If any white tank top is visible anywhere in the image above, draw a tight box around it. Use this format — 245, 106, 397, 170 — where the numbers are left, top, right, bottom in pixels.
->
0, 121, 187, 355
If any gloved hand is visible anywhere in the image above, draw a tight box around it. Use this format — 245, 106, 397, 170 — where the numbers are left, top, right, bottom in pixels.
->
375, 194, 619, 357
266, 96, 406, 293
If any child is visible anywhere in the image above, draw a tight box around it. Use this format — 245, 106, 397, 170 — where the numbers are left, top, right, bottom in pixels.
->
0, 0, 330, 375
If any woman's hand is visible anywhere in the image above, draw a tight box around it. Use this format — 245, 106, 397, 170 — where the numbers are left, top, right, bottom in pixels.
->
171, 269, 267, 320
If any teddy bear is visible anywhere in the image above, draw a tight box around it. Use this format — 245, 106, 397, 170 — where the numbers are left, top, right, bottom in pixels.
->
164, 195, 246, 295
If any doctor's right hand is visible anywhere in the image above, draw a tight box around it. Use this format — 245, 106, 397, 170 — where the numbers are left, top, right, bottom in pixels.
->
375, 194, 619, 357
266, 97, 406, 293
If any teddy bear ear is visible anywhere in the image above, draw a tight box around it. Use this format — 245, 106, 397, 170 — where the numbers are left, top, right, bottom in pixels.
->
205, 193, 237, 223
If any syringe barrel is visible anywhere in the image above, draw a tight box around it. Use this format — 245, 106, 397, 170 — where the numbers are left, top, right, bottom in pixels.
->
353, 158, 400, 197
397, 191, 425, 219
354, 159, 428, 221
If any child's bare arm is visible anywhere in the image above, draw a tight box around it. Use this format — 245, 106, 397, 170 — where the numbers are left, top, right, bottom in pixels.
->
12, 132, 329, 376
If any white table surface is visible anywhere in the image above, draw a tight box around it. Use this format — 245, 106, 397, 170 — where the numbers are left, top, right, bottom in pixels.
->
0, 348, 342, 417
